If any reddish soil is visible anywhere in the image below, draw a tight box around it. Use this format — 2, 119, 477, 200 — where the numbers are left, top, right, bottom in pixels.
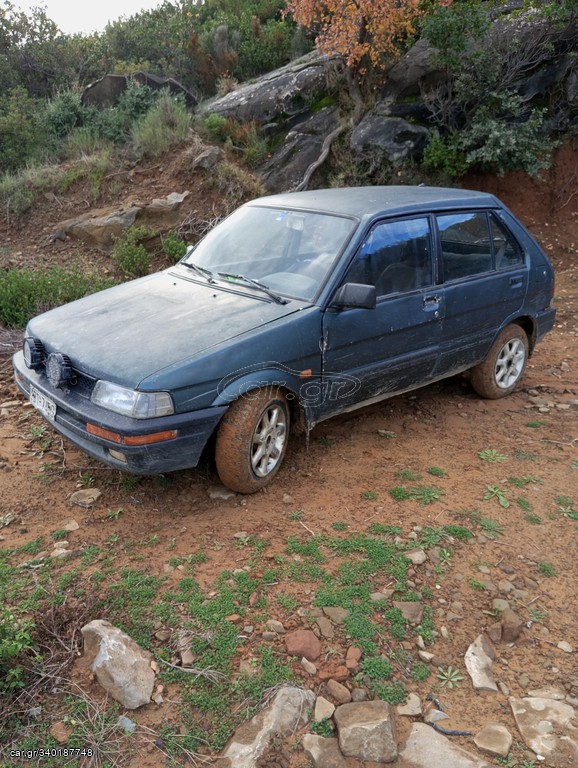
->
0, 137, 577, 767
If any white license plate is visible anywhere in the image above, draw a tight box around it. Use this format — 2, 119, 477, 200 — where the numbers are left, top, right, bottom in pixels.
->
29, 385, 56, 421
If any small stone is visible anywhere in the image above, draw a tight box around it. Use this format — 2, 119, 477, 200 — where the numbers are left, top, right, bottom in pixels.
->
285, 629, 321, 661
397, 693, 422, 717
315, 616, 334, 639
392, 601, 424, 625
301, 657, 317, 675
208, 485, 236, 500
314, 695, 336, 722
323, 606, 350, 624
418, 650, 434, 663
557, 641, 573, 653
501, 607, 524, 643
345, 646, 362, 670
70, 489, 101, 508
266, 619, 286, 634
406, 549, 427, 565
424, 707, 449, 724
61, 519, 80, 532
262, 631, 277, 641
282, 494, 294, 504
474, 723, 513, 758
50, 721, 72, 744
326, 678, 351, 704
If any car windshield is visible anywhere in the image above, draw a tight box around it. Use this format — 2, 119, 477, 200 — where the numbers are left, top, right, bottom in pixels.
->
180, 205, 356, 301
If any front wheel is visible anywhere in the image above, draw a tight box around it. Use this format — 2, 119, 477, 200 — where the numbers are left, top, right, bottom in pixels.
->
215, 387, 290, 493
470, 324, 529, 399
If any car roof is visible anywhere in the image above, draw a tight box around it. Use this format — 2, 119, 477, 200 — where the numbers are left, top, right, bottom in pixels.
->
248, 186, 501, 221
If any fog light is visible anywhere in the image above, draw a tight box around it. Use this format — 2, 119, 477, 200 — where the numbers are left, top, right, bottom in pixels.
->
108, 449, 127, 463
46, 353, 72, 389
23, 337, 45, 370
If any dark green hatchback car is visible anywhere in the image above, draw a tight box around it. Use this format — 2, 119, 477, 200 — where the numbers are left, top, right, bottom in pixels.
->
13, 186, 556, 492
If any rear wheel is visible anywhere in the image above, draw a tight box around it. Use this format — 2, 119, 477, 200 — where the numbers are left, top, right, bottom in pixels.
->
470, 324, 529, 399
215, 387, 289, 493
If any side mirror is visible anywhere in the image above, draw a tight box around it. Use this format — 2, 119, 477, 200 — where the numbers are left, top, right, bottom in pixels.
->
331, 282, 376, 310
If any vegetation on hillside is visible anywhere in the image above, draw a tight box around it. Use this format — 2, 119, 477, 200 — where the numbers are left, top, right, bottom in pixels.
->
0, 0, 577, 212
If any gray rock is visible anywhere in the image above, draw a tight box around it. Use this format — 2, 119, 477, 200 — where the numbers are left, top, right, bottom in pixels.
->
314, 696, 336, 722
325, 679, 351, 705
351, 115, 429, 163
392, 601, 424, 625
397, 693, 422, 717
323, 606, 350, 624
208, 484, 236, 500
333, 700, 397, 763
400, 722, 493, 767
509, 696, 578, 761
81, 620, 155, 709
222, 686, 315, 768
199, 51, 342, 125
193, 146, 222, 170
474, 723, 513, 758
316, 616, 335, 639
302, 734, 347, 768
464, 634, 498, 692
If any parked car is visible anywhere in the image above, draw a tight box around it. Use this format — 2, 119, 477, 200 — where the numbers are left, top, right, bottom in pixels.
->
13, 186, 556, 493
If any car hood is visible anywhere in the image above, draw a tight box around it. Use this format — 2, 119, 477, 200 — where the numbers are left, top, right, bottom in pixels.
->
27, 270, 302, 387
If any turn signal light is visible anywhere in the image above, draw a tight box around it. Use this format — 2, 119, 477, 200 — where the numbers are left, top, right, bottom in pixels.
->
87, 423, 178, 445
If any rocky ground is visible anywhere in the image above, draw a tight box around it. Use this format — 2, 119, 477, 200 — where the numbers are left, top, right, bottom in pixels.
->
0, 138, 577, 768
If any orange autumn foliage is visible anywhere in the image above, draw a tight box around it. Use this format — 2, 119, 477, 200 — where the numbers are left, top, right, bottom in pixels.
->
285, 0, 452, 70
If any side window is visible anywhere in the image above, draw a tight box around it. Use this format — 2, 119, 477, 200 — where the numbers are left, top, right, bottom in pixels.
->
347, 217, 433, 297
437, 211, 492, 281
490, 213, 524, 269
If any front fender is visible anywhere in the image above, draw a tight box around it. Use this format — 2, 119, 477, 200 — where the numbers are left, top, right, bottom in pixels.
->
212, 362, 315, 405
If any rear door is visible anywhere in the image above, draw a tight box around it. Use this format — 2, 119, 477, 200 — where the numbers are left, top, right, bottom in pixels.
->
434, 210, 528, 377
318, 216, 443, 420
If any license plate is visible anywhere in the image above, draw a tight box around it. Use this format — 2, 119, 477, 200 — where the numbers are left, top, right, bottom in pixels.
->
29, 385, 56, 421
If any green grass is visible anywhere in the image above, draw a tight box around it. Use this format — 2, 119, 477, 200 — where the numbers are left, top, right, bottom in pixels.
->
477, 449, 508, 463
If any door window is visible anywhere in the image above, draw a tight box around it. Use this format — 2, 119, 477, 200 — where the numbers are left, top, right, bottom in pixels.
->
347, 217, 433, 297
437, 211, 492, 281
490, 213, 524, 269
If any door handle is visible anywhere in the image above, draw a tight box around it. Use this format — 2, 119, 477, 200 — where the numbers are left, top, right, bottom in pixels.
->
423, 296, 441, 306
510, 277, 523, 287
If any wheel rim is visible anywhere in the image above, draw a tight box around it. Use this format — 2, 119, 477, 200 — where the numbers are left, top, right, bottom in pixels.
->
494, 338, 526, 389
251, 403, 287, 478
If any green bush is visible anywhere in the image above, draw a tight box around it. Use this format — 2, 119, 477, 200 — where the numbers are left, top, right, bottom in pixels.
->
132, 94, 191, 157
0, 88, 40, 173
204, 113, 229, 141
0, 265, 115, 328
113, 226, 154, 278
162, 230, 188, 263
0, 608, 35, 692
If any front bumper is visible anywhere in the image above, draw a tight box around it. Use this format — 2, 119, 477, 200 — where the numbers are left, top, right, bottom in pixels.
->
13, 352, 227, 475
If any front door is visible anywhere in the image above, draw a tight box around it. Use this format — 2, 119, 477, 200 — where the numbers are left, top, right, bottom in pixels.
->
319, 216, 443, 420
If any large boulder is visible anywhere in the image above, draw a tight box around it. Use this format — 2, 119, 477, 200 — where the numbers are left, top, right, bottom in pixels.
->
198, 51, 343, 126
259, 106, 340, 192
351, 113, 429, 163
81, 71, 196, 109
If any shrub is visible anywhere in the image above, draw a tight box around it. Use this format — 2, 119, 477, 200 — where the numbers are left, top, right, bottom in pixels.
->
132, 94, 191, 157
0, 265, 113, 328
0, 88, 40, 173
0, 608, 35, 692
162, 230, 188, 263
113, 226, 154, 278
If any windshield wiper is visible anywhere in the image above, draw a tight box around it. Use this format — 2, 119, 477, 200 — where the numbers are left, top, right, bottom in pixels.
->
217, 272, 288, 305
182, 261, 216, 283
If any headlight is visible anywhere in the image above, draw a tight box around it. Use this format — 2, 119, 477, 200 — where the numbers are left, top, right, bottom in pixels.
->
91, 381, 174, 418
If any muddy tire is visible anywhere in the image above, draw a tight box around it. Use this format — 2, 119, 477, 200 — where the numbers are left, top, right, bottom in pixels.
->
215, 387, 289, 494
470, 324, 529, 399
